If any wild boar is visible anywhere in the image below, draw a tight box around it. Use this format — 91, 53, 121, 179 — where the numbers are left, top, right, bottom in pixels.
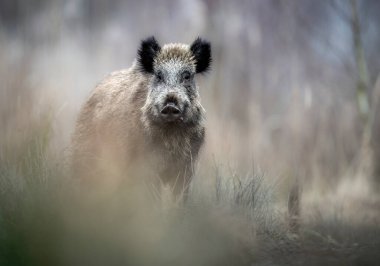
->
71, 36, 211, 197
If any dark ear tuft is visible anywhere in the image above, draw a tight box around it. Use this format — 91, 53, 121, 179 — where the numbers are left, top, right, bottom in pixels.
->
137, 36, 161, 74
190, 37, 212, 73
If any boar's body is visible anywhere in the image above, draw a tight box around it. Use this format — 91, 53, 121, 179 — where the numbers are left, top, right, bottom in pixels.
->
71, 37, 211, 195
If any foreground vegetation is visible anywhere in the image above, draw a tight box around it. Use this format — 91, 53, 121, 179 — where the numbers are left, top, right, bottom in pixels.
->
0, 121, 379, 266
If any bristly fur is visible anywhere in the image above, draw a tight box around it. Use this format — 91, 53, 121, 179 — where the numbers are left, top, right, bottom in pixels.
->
137, 36, 161, 74
154, 44, 196, 70
190, 37, 212, 73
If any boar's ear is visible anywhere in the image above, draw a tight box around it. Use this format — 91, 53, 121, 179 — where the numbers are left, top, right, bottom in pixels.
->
190, 37, 211, 74
137, 36, 161, 74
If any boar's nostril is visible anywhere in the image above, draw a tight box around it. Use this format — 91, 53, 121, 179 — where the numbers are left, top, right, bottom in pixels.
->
161, 103, 181, 115
165, 94, 178, 106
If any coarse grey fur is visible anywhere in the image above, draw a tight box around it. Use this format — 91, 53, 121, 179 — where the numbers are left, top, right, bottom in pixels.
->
71, 37, 211, 196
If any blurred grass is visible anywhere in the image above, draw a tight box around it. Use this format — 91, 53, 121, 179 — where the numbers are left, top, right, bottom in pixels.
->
0, 117, 379, 266
0, 115, 66, 266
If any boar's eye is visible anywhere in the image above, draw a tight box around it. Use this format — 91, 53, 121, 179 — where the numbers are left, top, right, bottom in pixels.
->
181, 71, 191, 82
156, 71, 164, 82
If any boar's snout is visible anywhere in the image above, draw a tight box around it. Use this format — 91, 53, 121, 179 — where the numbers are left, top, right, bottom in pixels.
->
160, 95, 183, 122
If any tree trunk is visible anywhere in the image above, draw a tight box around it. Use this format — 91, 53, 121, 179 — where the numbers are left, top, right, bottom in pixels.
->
350, 0, 376, 182
351, 0, 370, 122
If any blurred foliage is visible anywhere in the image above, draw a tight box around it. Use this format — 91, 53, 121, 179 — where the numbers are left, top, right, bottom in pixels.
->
0, 116, 378, 265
